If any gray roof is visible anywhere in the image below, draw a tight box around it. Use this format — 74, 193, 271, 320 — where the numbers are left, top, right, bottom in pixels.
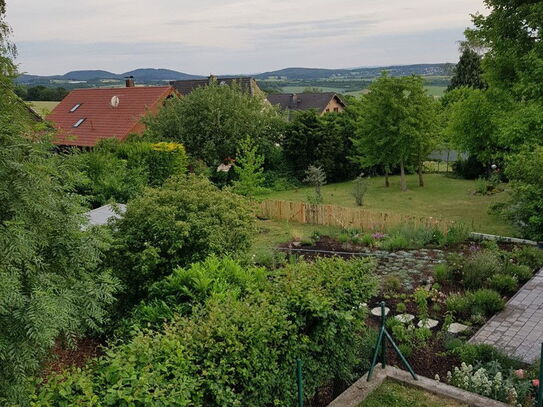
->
266, 92, 345, 113
84, 204, 126, 228
170, 76, 259, 96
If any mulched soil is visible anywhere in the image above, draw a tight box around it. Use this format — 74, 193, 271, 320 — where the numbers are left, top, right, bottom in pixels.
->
41, 337, 104, 380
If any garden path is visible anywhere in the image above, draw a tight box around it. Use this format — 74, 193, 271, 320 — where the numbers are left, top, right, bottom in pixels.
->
470, 268, 543, 364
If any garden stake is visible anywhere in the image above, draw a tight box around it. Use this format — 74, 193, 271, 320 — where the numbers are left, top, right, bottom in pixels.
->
297, 359, 304, 407
537, 343, 543, 407
367, 301, 417, 381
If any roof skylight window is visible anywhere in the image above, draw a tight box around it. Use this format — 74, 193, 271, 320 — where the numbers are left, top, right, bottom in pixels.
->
73, 118, 86, 128
69, 103, 82, 113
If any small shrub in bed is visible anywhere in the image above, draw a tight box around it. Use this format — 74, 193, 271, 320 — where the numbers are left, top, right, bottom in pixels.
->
380, 234, 410, 251
451, 343, 522, 370
488, 273, 519, 295
447, 289, 504, 319
434, 263, 453, 284
441, 222, 470, 246
510, 246, 543, 270
471, 289, 505, 316
504, 263, 533, 283
463, 250, 502, 289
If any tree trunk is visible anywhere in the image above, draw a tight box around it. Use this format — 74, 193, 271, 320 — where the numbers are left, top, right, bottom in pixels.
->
400, 160, 407, 192
418, 161, 424, 187
384, 169, 390, 188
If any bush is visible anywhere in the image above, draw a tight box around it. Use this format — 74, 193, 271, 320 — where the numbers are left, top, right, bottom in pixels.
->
488, 273, 519, 295
510, 246, 543, 270
351, 176, 368, 206
434, 264, 453, 284
34, 257, 378, 407
504, 263, 533, 283
380, 235, 410, 251
384, 223, 444, 249
471, 289, 505, 316
453, 156, 486, 179
447, 289, 504, 319
109, 175, 255, 308
463, 250, 502, 289
441, 223, 471, 246
451, 343, 521, 370
382, 275, 402, 292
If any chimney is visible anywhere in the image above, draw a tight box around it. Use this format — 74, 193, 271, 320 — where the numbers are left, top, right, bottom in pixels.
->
125, 76, 135, 88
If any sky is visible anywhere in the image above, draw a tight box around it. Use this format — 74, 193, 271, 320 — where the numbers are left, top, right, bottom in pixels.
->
7, 0, 487, 76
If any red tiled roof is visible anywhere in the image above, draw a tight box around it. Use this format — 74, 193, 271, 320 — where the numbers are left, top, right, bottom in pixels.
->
46, 86, 174, 147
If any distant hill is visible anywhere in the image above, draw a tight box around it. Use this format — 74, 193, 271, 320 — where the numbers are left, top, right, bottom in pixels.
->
256, 63, 454, 80
16, 68, 203, 86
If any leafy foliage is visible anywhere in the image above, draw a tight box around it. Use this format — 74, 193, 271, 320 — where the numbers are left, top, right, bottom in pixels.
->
282, 109, 358, 182
143, 81, 284, 167
109, 174, 255, 307
67, 140, 188, 207
231, 139, 269, 196
0, 83, 119, 404
34, 257, 378, 407
351, 73, 438, 191
448, 47, 486, 91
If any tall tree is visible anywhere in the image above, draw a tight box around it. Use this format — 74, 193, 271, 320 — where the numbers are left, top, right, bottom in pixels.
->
143, 81, 284, 167
470, 0, 543, 101
352, 74, 437, 191
448, 46, 486, 91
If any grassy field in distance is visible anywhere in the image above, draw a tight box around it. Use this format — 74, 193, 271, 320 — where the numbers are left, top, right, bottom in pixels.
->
258, 174, 514, 236
28, 101, 59, 116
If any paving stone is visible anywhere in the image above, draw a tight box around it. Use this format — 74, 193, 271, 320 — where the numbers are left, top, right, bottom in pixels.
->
371, 306, 390, 317
417, 319, 439, 329
470, 268, 543, 364
448, 322, 470, 334
395, 314, 415, 323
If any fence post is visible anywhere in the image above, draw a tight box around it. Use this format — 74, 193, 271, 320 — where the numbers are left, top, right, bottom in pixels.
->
297, 359, 304, 407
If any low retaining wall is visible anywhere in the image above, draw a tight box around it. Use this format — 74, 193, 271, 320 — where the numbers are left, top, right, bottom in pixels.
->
470, 232, 539, 247
328, 366, 510, 407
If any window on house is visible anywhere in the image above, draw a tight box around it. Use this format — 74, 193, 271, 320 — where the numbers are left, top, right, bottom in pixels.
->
334, 107, 339, 112
73, 118, 86, 128
325, 108, 330, 113
69, 103, 82, 113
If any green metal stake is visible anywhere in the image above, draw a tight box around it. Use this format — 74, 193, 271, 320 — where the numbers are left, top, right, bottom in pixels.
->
367, 301, 417, 381
381, 302, 387, 368
537, 343, 543, 407
297, 359, 304, 407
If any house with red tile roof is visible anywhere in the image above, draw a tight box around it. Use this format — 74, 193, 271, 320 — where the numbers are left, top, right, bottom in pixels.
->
46, 81, 175, 147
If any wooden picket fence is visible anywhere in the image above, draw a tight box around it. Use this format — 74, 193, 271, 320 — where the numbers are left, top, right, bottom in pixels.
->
258, 199, 453, 233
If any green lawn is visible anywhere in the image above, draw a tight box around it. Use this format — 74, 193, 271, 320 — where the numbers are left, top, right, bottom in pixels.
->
359, 381, 466, 407
28, 101, 59, 117
258, 174, 514, 236
424, 85, 447, 97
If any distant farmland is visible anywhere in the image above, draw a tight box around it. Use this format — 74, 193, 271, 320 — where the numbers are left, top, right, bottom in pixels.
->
29, 101, 59, 116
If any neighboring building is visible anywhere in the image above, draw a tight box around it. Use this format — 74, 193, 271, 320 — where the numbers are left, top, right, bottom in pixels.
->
83, 204, 126, 229
46, 78, 175, 147
266, 92, 346, 116
170, 75, 263, 96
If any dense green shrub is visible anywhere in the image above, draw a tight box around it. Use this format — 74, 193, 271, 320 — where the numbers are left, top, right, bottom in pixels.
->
143, 82, 284, 167
452, 156, 487, 179
488, 273, 519, 295
441, 223, 471, 246
463, 250, 502, 289
122, 256, 267, 334
382, 223, 444, 250
380, 234, 410, 251
109, 175, 255, 308
434, 264, 453, 284
451, 343, 522, 370
504, 263, 533, 284
34, 257, 378, 406
447, 289, 504, 319
0, 96, 119, 404
67, 140, 188, 207
510, 246, 543, 271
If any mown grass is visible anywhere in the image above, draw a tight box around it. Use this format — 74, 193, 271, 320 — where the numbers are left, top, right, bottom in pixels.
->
258, 174, 514, 236
358, 381, 467, 407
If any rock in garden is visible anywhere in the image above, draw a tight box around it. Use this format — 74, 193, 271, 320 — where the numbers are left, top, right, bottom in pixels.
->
447, 322, 469, 334
371, 306, 390, 317
417, 319, 439, 329
395, 314, 415, 323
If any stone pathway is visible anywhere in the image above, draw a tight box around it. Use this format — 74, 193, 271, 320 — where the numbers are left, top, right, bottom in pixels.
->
470, 268, 543, 364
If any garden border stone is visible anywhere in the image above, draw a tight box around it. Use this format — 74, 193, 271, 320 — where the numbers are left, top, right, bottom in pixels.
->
327, 366, 510, 407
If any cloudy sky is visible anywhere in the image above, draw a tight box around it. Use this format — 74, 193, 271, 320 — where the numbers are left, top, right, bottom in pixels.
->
7, 0, 487, 76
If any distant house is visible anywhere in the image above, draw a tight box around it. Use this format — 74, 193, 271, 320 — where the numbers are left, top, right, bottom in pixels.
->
266, 92, 346, 116
46, 78, 175, 147
170, 75, 263, 96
